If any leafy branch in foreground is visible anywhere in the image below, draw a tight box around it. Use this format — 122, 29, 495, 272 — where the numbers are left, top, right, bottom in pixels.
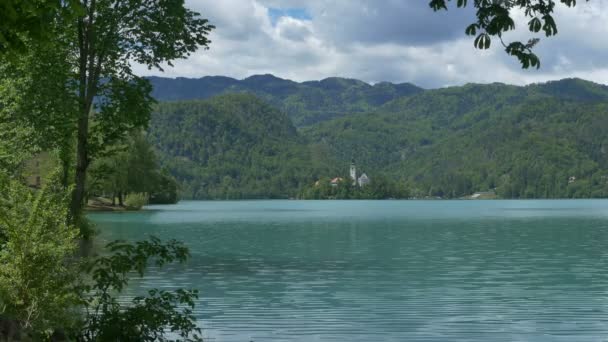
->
76, 237, 202, 342
0, 0, 80, 54
0, 169, 202, 340
0, 172, 80, 339
429, 0, 588, 68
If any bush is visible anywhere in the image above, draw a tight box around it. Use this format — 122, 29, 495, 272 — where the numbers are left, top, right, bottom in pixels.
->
124, 193, 148, 210
75, 237, 202, 341
0, 173, 80, 339
0, 174, 201, 340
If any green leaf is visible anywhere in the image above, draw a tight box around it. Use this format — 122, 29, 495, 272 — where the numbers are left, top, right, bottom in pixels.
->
528, 17, 542, 33
465, 24, 477, 36
429, 0, 448, 11
542, 15, 558, 36
474, 33, 491, 50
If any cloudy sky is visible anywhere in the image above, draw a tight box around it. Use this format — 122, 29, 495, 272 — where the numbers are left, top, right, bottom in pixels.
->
135, 0, 608, 88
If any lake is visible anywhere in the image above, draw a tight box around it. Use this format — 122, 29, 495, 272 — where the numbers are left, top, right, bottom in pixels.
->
89, 200, 608, 341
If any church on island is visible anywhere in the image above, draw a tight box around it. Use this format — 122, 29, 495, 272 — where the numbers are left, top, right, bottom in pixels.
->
350, 160, 370, 187
324, 160, 370, 188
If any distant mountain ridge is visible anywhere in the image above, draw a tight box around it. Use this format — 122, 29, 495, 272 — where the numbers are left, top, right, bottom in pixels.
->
147, 74, 424, 126
147, 74, 608, 127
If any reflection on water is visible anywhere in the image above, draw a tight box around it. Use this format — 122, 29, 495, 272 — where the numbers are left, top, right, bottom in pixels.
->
90, 200, 608, 341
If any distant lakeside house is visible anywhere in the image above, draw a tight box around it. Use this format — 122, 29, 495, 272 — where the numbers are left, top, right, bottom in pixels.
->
330, 177, 343, 186
468, 190, 497, 200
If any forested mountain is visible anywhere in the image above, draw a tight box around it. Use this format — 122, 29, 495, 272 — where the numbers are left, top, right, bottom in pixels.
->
148, 94, 336, 199
305, 78, 608, 198
148, 74, 423, 126
149, 77, 608, 200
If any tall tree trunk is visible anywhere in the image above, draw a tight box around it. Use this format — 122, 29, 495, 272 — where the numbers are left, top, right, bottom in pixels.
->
118, 191, 124, 207
59, 144, 72, 188
61, 157, 70, 188
70, 110, 89, 223
70, 1, 98, 230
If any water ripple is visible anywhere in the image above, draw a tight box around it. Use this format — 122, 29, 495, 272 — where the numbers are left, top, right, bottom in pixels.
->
94, 200, 608, 341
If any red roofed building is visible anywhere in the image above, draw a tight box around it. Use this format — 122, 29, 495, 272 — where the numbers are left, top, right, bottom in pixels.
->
330, 177, 343, 186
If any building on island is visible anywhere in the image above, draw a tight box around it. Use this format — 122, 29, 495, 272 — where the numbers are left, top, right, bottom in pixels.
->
358, 173, 370, 187
350, 159, 357, 186
330, 177, 343, 187
316, 160, 370, 188
350, 159, 370, 188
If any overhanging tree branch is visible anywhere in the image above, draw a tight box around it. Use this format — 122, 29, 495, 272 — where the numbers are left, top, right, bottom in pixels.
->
429, 0, 589, 68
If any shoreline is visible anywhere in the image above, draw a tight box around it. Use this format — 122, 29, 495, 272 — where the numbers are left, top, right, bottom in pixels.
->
85, 197, 138, 212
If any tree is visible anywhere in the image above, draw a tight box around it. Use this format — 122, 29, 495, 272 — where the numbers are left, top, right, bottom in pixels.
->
0, 173, 80, 339
0, 0, 79, 53
149, 169, 180, 204
0, 32, 79, 185
429, 0, 588, 68
88, 131, 179, 205
87, 145, 129, 205
64, 0, 214, 228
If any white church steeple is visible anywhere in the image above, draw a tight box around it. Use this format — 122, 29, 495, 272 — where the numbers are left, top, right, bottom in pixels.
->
350, 159, 357, 186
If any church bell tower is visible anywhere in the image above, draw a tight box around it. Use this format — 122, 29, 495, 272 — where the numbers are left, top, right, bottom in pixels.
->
350, 159, 357, 186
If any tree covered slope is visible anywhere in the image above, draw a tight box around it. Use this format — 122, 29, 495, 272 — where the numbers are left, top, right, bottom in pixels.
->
304, 79, 608, 198
147, 74, 424, 127
149, 77, 608, 199
148, 94, 334, 199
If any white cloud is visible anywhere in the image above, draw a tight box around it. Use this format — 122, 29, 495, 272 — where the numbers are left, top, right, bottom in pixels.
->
133, 0, 608, 88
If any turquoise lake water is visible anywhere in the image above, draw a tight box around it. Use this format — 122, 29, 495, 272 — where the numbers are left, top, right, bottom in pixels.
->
89, 200, 608, 341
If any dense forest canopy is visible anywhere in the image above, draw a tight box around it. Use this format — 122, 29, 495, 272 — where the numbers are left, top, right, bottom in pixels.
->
149, 94, 338, 199
148, 75, 423, 127
148, 76, 608, 200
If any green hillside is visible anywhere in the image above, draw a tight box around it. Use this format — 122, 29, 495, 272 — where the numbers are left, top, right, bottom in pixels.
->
148, 74, 423, 127
304, 79, 608, 198
148, 94, 335, 199
148, 77, 608, 200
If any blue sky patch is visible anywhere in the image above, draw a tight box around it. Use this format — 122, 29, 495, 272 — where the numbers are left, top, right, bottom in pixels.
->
268, 7, 312, 25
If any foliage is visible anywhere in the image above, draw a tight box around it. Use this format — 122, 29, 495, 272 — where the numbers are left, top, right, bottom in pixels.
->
150, 169, 180, 205
124, 193, 149, 210
148, 94, 337, 199
429, 0, 588, 68
305, 78, 608, 199
0, 172, 198, 339
0, 172, 79, 338
0, 0, 79, 53
15, 0, 214, 227
76, 237, 201, 342
149, 77, 608, 200
0, 33, 78, 184
0, 168, 199, 339
0, 112, 37, 175
88, 131, 179, 205
148, 74, 424, 127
